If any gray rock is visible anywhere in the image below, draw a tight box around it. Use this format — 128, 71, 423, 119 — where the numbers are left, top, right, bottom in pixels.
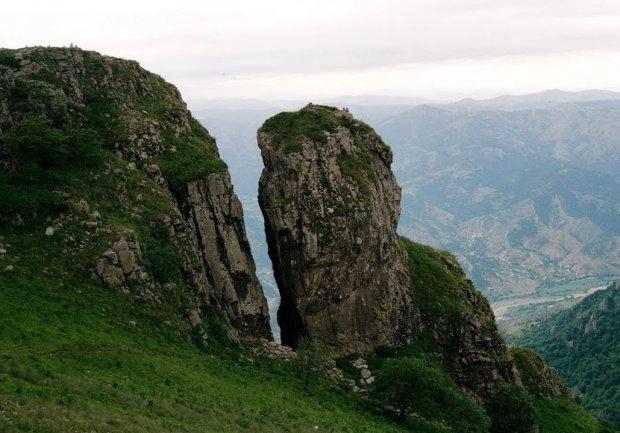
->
174, 172, 272, 339
258, 105, 418, 353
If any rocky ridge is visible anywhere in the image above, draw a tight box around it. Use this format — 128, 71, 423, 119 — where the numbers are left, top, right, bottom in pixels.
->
258, 105, 527, 396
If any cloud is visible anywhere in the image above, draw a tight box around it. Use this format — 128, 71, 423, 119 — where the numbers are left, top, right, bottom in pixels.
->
3, 0, 620, 99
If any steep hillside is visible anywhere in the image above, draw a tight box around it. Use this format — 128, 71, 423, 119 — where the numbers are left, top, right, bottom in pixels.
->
515, 281, 620, 428
0, 48, 611, 433
400, 239, 520, 396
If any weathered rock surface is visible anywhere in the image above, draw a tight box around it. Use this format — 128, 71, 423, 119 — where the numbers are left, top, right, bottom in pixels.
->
0, 46, 271, 339
175, 172, 272, 338
258, 105, 418, 352
258, 104, 524, 397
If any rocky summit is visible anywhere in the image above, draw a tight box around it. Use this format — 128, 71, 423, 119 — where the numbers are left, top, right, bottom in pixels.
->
258, 104, 418, 353
0, 46, 271, 339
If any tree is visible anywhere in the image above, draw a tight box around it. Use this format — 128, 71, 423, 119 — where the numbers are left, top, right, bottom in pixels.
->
484, 384, 536, 433
371, 357, 490, 432
293, 340, 332, 391
372, 357, 447, 420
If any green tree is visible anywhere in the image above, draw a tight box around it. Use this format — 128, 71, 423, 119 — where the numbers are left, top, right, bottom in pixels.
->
371, 356, 490, 433
293, 340, 332, 391
485, 384, 536, 433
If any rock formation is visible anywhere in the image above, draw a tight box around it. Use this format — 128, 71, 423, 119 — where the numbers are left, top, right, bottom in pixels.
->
511, 347, 569, 398
258, 104, 418, 352
258, 104, 522, 396
0, 46, 271, 339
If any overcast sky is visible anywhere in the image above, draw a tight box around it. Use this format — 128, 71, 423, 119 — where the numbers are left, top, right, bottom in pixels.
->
4, 0, 620, 101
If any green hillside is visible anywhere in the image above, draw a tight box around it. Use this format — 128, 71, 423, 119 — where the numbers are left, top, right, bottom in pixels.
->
515, 281, 619, 428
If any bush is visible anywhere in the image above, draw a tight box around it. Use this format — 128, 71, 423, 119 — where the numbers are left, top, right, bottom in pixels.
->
485, 384, 536, 433
143, 233, 181, 284
0, 50, 20, 68
3, 117, 103, 174
371, 357, 490, 432
293, 340, 333, 391
0, 169, 65, 224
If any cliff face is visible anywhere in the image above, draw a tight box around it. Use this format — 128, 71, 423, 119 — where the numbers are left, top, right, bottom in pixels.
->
258, 105, 418, 352
0, 46, 271, 339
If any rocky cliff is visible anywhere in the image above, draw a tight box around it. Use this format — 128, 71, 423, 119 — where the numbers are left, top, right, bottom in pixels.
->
0, 46, 271, 339
258, 105, 418, 352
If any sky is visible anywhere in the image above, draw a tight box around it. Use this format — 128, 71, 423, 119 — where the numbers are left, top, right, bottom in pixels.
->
4, 0, 620, 102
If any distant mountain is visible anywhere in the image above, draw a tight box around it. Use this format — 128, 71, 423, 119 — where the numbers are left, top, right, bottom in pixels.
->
443, 89, 620, 112
376, 102, 620, 299
514, 281, 620, 427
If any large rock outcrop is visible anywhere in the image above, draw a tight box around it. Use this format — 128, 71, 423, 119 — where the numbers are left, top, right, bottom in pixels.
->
258, 104, 418, 352
0, 46, 271, 339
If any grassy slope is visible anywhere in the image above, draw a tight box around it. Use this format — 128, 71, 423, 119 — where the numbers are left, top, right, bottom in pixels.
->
0, 49, 415, 433
0, 271, 416, 433
535, 398, 605, 433
399, 238, 611, 433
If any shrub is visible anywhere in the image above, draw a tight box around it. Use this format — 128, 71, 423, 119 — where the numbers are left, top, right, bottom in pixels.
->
4, 117, 71, 170
445, 388, 491, 433
0, 169, 65, 224
142, 228, 182, 284
3, 117, 103, 173
0, 50, 19, 68
371, 357, 490, 432
293, 340, 333, 391
485, 384, 536, 433
372, 357, 448, 420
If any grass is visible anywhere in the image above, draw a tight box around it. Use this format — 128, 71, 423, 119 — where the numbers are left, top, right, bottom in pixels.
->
402, 237, 482, 322
260, 105, 341, 153
534, 398, 603, 433
0, 272, 421, 433
154, 121, 227, 191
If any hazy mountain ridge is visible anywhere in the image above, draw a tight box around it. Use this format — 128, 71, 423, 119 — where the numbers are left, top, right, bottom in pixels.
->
376, 101, 620, 298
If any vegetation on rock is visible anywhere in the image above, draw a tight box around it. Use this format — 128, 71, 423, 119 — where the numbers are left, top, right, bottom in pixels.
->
484, 384, 536, 433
